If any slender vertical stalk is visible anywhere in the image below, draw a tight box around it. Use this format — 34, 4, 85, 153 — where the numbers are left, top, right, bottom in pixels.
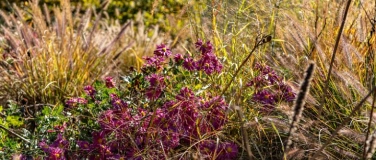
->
363, 91, 376, 159
283, 63, 315, 159
221, 35, 271, 96
320, 0, 352, 116
236, 106, 254, 160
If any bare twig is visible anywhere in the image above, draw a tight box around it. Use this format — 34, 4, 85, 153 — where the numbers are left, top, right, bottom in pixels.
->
0, 125, 30, 143
221, 35, 272, 96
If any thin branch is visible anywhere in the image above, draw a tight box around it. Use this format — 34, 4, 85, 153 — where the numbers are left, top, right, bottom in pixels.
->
0, 124, 30, 143
221, 35, 271, 96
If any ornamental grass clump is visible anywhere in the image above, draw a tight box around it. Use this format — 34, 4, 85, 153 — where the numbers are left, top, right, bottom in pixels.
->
0, 0, 131, 107
36, 40, 238, 159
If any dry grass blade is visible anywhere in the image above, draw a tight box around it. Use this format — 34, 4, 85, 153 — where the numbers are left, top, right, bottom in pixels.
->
363, 91, 376, 159
313, 86, 376, 158
365, 130, 376, 159
97, 21, 131, 55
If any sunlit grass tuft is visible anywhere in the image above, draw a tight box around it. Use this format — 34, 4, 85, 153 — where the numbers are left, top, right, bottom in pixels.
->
0, 0, 131, 106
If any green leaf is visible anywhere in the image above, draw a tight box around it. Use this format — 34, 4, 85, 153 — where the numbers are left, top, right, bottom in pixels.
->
194, 84, 202, 90
52, 105, 64, 116
42, 106, 51, 115
5, 116, 23, 127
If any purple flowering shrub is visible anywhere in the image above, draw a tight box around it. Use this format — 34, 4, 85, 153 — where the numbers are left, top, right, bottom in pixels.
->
36, 40, 238, 159
247, 63, 296, 112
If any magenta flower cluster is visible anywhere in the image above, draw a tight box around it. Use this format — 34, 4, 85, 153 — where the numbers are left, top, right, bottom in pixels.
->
247, 62, 296, 112
145, 74, 166, 100
199, 140, 238, 160
65, 97, 87, 107
38, 134, 68, 160
143, 55, 165, 71
182, 39, 223, 74
142, 40, 223, 100
105, 76, 115, 88
142, 44, 171, 71
84, 85, 96, 99
143, 39, 222, 75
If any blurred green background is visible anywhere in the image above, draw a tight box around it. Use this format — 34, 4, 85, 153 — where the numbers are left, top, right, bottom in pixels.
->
0, 0, 187, 31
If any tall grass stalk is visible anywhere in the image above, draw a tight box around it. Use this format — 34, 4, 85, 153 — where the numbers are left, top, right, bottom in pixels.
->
364, 91, 376, 159
365, 130, 376, 159
320, 0, 352, 116
283, 63, 315, 159
235, 105, 254, 160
